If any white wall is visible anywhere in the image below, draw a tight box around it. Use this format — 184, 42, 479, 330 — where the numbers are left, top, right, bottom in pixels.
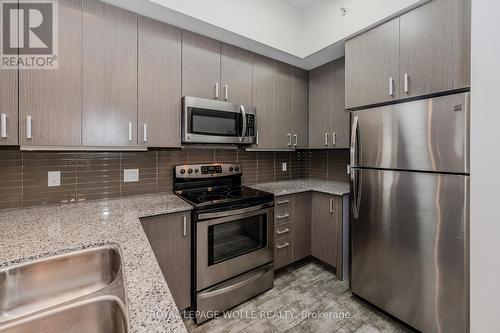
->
470, 0, 500, 331
302, 0, 427, 55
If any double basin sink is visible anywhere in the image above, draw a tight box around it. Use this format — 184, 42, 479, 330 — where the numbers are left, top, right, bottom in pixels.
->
0, 246, 128, 333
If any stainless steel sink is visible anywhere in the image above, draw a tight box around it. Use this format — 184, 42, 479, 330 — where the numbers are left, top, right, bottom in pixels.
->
0, 297, 127, 333
0, 246, 129, 332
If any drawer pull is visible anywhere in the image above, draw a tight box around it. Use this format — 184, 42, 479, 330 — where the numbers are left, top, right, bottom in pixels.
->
276, 228, 290, 235
276, 242, 290, 249
276, 214, 289, 220
277, 200, 290, 205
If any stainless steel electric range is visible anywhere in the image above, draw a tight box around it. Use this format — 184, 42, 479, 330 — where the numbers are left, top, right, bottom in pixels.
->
174, 163, 274, 324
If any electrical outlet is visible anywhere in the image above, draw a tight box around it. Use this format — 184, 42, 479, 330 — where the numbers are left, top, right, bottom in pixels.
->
124, 169, 139, 182
282, 162, 287, 172
48, 171, 61, 187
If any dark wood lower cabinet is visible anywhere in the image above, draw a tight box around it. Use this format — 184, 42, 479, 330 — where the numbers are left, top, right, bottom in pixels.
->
311, 192, 337, 267
293, 192, 312, 262
140, 212, 191, 310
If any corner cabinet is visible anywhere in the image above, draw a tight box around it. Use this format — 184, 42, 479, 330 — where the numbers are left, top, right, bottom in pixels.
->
345, 0, 470, 109
138, 16, 182, 147
141, 212, 191, 311
309, 58, 349, 149
82, 0, 138, 146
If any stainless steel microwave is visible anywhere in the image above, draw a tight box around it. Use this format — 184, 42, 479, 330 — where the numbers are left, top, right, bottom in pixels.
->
182, 96, 256, 144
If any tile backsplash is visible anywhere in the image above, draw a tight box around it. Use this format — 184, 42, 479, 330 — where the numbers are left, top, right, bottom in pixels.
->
0, 148, 349, 209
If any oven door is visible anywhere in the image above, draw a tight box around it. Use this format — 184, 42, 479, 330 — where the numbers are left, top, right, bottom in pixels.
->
196, 205, 274, 291
182, 96, 255, 144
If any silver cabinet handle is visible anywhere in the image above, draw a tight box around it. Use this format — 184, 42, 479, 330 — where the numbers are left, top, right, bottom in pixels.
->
276, 242, 290, 249
293, 134, 298, 147
215, 82, 219, 100
143, 123, 148, 142
329, 198, 334, 214
0, 114, 6, 138
325, 132, 329, 146
389, 77, 394, 96
276, 228, 290, 235
128, 122, 132, 142
332, 132, 337, 146
26, 116, 32, 139
287, 133, 292, 146
224, 84, 228, 100
276, 214, 289, 220
256, 131, 259, 145
404, 73, 409, 93
183, 216, 187, 237
277, 199, 290, 205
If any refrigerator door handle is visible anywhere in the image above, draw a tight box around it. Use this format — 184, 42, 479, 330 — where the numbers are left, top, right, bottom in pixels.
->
350, 116, 359, 167
350, 169, 362, 220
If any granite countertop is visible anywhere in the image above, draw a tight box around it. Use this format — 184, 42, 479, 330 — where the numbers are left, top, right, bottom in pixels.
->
0, 193, 193, 333
249, 178, 350, 196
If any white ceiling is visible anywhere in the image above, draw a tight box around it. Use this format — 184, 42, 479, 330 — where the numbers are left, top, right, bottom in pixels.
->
102, 0, 429, 69
285, 0, 315, 10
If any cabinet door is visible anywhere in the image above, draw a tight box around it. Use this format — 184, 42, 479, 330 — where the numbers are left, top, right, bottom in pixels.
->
138, 16, 181, 147
400, 0, 470, 98
252, 55, 274, 149
311, 192, 337, 267
309, 62, 331, 148
0, 65, 17, 146
273, 61, 293, 149
19, 0, 81, 147
182, 31, 221, 100
330, 58, 349, 149
292, 67, 309, 149
293, 192, 311, 261
141, 212, 191, 310
82, 0, 138, 146
345, 18, 400, 109
220, 43, 253, 106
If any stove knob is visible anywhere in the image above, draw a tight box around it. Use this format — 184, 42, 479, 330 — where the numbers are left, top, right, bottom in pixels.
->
229, 167, 234, 172
235, 167, 240, 172
180, 169, 186, 174
188, 168, 193, 174
194, 169, 199, 173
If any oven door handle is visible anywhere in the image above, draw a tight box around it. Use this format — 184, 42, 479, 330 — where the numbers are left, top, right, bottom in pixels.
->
239, 105, 247, 142
198, 203, 272, 220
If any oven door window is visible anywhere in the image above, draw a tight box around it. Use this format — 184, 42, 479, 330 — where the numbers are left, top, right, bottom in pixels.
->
208, 213, 267, 266
189, 108, 241, 137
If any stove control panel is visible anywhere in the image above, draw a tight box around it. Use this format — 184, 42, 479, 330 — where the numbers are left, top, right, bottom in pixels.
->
175, 163, 242, 178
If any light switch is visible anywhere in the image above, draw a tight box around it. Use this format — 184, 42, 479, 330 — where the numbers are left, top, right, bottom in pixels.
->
123, 169, 139, 182
48, 171, 61, 187
282, 162, 287, 172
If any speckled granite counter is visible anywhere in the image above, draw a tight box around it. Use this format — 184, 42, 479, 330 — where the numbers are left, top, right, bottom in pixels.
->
0, 193, 192, 333
249, 178, 350, 196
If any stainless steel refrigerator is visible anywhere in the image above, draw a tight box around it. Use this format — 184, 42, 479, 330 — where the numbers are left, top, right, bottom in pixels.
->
350, 93, 469, 333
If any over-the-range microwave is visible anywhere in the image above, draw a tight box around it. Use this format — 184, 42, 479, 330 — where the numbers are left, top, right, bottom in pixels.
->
181, 96, 256, 144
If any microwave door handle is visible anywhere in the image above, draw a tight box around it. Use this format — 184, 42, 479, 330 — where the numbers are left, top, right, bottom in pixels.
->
239, 105, 247, 142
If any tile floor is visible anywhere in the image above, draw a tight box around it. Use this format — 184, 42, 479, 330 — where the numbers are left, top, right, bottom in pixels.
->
183, 259, 414, 333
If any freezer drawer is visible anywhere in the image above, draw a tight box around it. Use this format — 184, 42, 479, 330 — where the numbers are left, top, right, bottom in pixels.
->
351, 93, 469, 173
350, 169, 468, 333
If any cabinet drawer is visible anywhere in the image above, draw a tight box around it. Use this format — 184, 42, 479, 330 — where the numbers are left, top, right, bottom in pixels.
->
275, 195, 293, 224
274, 236, 293, 270
275, 223, 293, 240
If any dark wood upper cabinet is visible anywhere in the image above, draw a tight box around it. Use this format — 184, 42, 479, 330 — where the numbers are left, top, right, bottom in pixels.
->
292, 67, 309, 149
345, 17, 400, 109
138, 16, 182, 147
220, 43, 253, 106
309, 62, 332, 149
182, 31, 221, 100
0, 61, 18, 146
19, 0, 81, 147
252, 54, 275, 149
400, 0, 471, 98
330, 58, 349, 149
273, 61, 293, 149
82, 0, 138, 146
